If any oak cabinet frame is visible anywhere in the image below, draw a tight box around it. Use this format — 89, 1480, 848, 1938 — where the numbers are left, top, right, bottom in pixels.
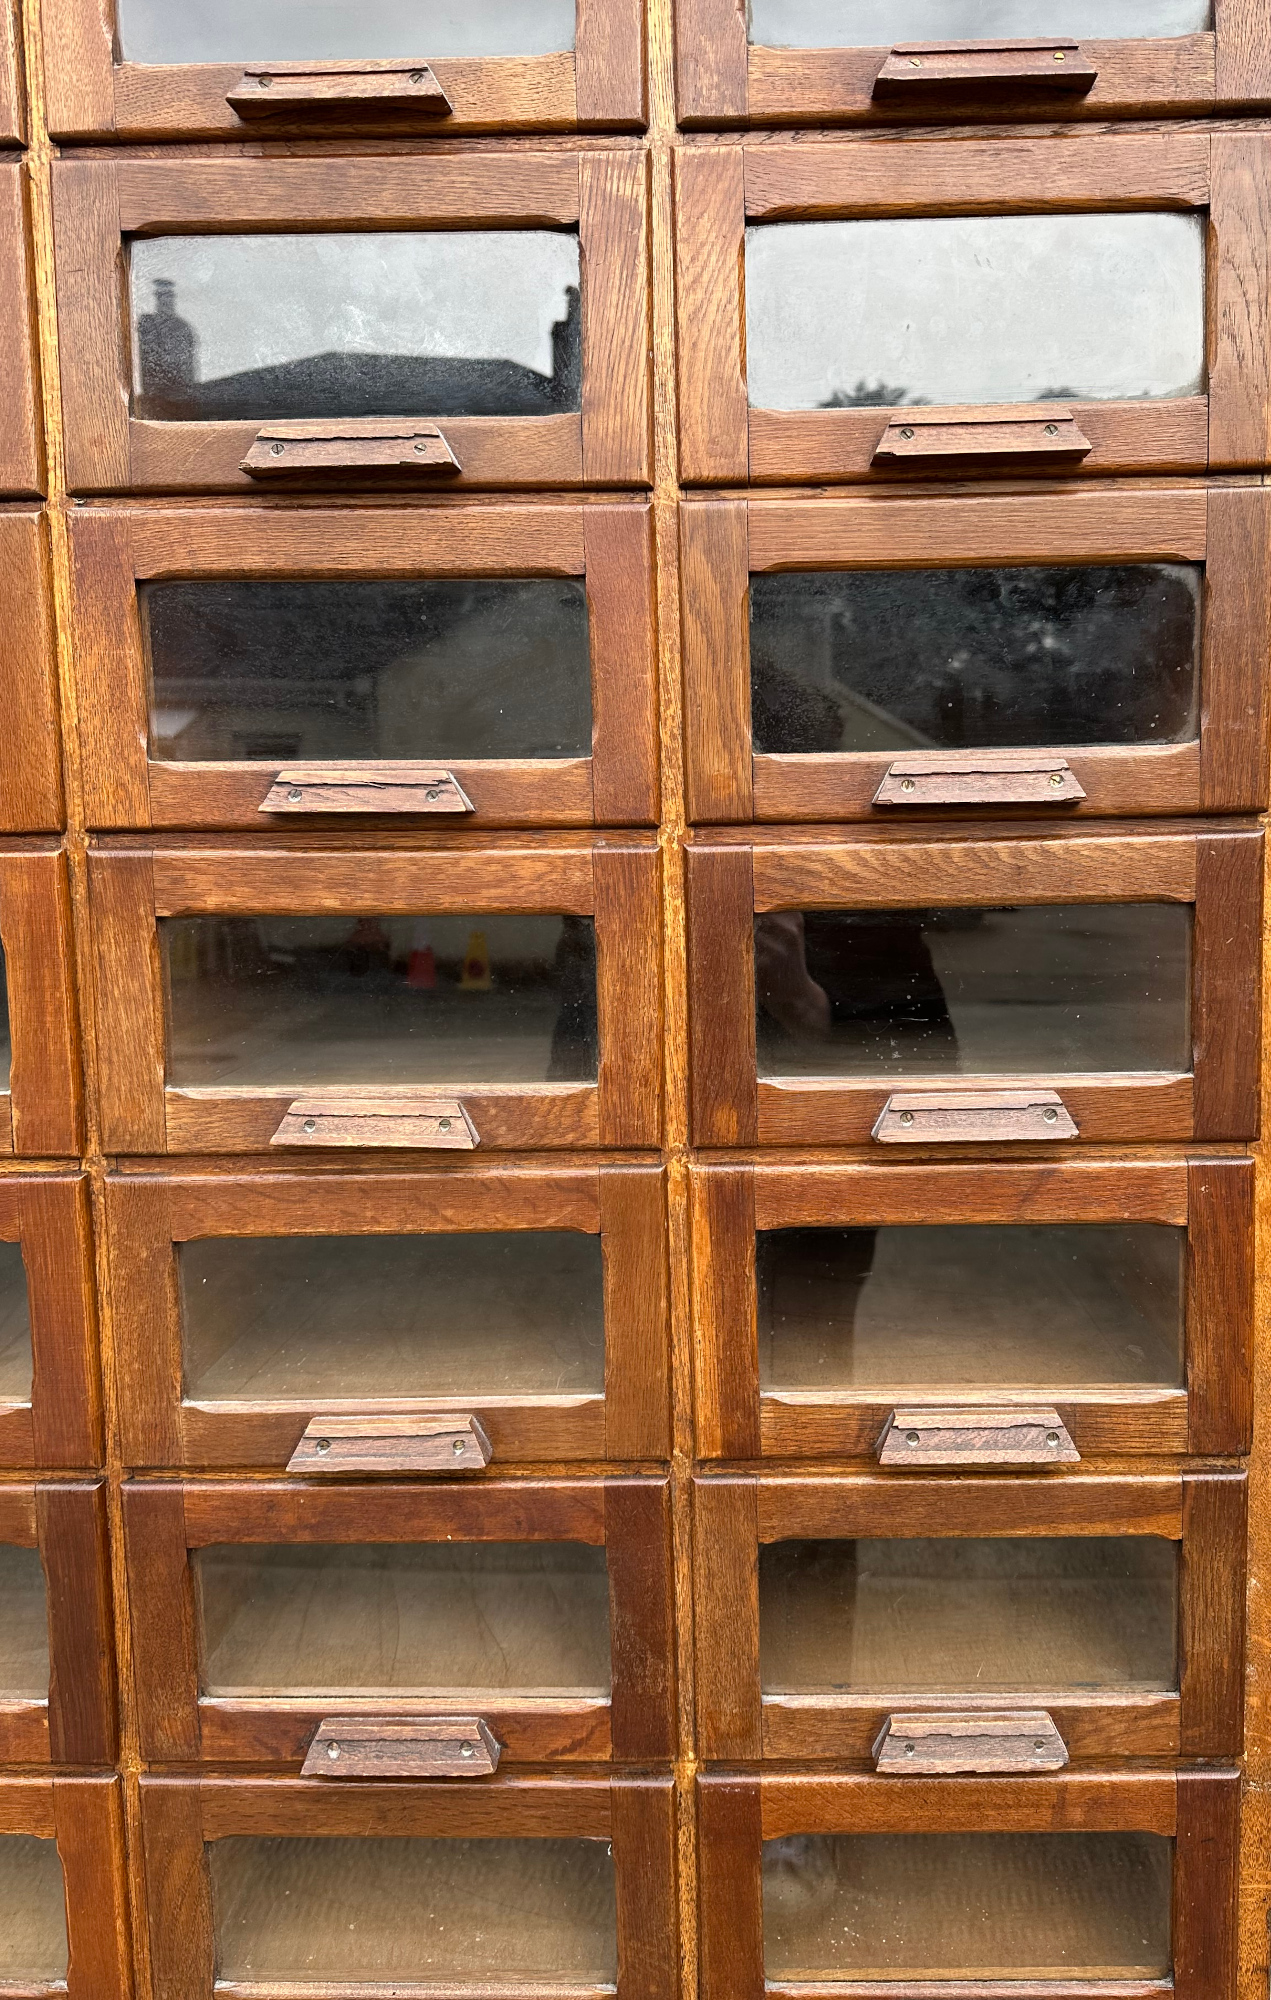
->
52, 153, 652, 495
676, 0, 1270, 127
0, 847, 83, 1159
122, 1475, 676, 1764
0, 1174, 100, 1472
0, 1776, 131, 2000
0, 1482, 116, 1765
105, 1162, 669, 1469
685, 824, 1262, 1147
690, 1155, 1252, 1464
681, 487, 1269, 824
0, 166, 43, 497
692, 1470, 1245, 1765
0, 0, 21, 144
140, 1771, 676, 2000
697, 1768, 1239, 2000
88, 836, 662, 1154
0, 514, 63, 831
69, 501, 658, 830
674, 132, 1270, 485
42, 0, 645, 139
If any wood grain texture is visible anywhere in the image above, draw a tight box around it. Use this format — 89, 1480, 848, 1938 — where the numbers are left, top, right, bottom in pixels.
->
67, 510, 152, 827
611, 1777, 678, 2000
680, 500, 752, 822
758, 1768, 1179, 1839
689, 1165, 760, 1459
580, 151, 651, 484
1179, 1471, 1247, 1757
0, 514, 62, 829
38, 1482, 116, 1763
52, 1776, 133, 2000
601, 1166, 671, 1460
751, 1160, 1191, 1229
1174, 1769, 1240, 2000
166, 1082, 601, 1155
606, 1477, 676, 1758
675, 0, 747, 120
0, 0, 22, 141
151, 845, 596, 915
22, 1175, 101, 1469
576, 0, 646, 124
86, 850, 166, 1151
100, 1176, 181, 1466
1208, 134, 1271, 467
39, 0, 116, 136
758, 1073, 1196, 1147
1191, 829, 1263, 1139
120, 1482, 202, 1760
595, 845, 662, 1146
752, 833, 1197, 911
0, 166, 43, 497
586, 506, 659, 824
692, 1476, 761, 1759
1214, 0, 1271, 101
696, 1777, 764, 2000
179, 1477, 608, 1544
138, 1778, 215, 2000
1200, 485, 1271, 810
1, 852, 82, 1156
674, 148, 748, 483
753, 1473, 1184, 1541
1186, 1157, 1255, 1454
113, 156, 583, 231
49, 161, 128, 493
686, 846, 757, 1144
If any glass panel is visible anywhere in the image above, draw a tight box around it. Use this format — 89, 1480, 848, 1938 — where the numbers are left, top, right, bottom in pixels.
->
763, 1832, 1172, 1981
745, 214, 1205, 410
143, 578, 592, 764
210, 1836, 617, 1987
754, 903, 1190, 1078
758, 1223, 1185, 1391
162, 913, 598, 1089
0, 1837, 67, 1985
750, 565, 1201, 754
117, 0, 576, 63
750, 0, 1210, 48
0, 1243, 33, 1403
181, 1231, 605, 1402
760, 1537, 1178, 1693
130, 234, 581, 421
0, 1543, 48, 1698
196, 1543, 611, 1696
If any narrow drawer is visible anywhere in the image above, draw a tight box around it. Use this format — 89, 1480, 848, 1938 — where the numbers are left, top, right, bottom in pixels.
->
140, 1772, 676, 2000
692, 1470, 1244, 1763
0, 516, 61, 830
90, 837, 661, 1154
0, 1174, 99, 1472
698, 1768, 1237, 1999
686, 824, 1261, 1147
691, 1156, 1252, 1461
106, 1163, 668, 1469
0, 1483, 115, 1765
0, 170, 40, 495
0, 1776, 130, 2000
123, 1476, 675, 1764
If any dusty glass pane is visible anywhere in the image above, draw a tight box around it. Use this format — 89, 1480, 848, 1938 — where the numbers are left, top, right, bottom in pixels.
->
0, 1838, 67, 1985
750, 565, 1201, 754
181, 1231, 605, 1401
143, 579, 592, 764
749, 0, 1210, 47
0, 1243, 32, 1403
757, 1223, 1185, 1391
162, 913, 598, 1089
754, 902, 1191, 1078
763, 1832, 1172, 1980
0, 1544, 48, 1699
745, 214, 1205, 410
117, 0, 575, 62
760, 1537, 1178, 1693
196, 1542, 612, 1696
130, 234, 581, 421
210, 1836, 617, 1986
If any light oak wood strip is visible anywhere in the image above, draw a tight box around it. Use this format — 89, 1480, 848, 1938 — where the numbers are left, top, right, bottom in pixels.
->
752, 836, 1198, 911
751, 1160, 1191, 1229
150, 850, 596, 915
112, 157, 582, 230
759, 1769, 1179, 1840
122, 505, 588, 578
746, 492, 1209, 570
127, 414, 586, 493
674, 148, 748, 483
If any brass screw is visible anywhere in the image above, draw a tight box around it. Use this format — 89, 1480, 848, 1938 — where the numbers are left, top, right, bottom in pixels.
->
1034, 1738, 1047, 1750
1048, 772, 1064, 788
453, 1438, 465, 1454
1046, 1432, 1060, 1446
411, 69, 426, 81
439, 1116, 452, 1132
303, 1117, 317, 1134
905, 1431, 920, 1445
270, 442, 285, 456
904, 1741, 916, 1754
460, 1741, 474, 1757
1043, 1107, 1059, 1123
1044, 423, 1059, 436
314, 1438, 331, 1454
899, 426, 915, 440
413, 441, 429, 453
899, 1110, 914, 1126
908, 57, 921, 66
901, 777, 916, 792
1053, 48, 1066, 58
327, 1741, 340, 1758
288, 787, 303, 802
257, 73, 273, 86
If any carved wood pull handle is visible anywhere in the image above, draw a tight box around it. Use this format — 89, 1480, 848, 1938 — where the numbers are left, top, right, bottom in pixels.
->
873, 1089, 1079, 1143
241, 421, 461, 479
874, 40, 1097, 95
876, 1406, 1079, 1468
873, 1711, 1069, 1776
259, 765, 475, 816
228, 64, 453, 118
873, 410, 1092, 466
302, 1716, 502, 1779
271, 1096, 480, 1150
874, 754, 1085, 808
287, 1413, 493, 1474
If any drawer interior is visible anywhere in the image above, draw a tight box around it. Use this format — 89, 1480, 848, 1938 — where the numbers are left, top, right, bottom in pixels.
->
0, 1242, 31, 1401
0, 1834, 66, 1984
0, 1542, 47, 1697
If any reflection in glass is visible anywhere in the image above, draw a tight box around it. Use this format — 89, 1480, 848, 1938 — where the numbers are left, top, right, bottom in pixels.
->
749, 0, 1209, 47
757, 1223, 1185, 1391
754, 902, 1190, 1078
210, 1837, 617, 1986
0, 1544, 48, 1698
0, 1243, 33, 1403
0, 1838, 67, 1985
117, 0, 576, 62
745, 214, 1205, 410
143, 579, 592, 764
181, 1232, 605, 1402
130, 234, 581, 421
760, 1537, 1178, 1692
750, 565, 1200, 754
196, 1543, 612, 1695
162, 913, 598, 1089
763, 1833, 1172, 1980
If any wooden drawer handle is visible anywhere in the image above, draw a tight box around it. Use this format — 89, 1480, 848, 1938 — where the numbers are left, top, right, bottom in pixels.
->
877, 1406, 1079, 1468
873, 410, 1092, 466
241, 421, 461, 480
302, 1716, 502, 1779
873, 1089, 1078, 1144
874, 754, 1085, 808
271, 1096, 480, 1150
874, 1711, 1069, 1776
874, 40, 1097, 96
228, 64, 453, 118
259, 765, 475, 816
287, 1413, 493, 1475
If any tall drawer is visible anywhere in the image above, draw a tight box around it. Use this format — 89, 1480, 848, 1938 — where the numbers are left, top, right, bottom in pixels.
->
90, 837, 661, 1154
692, 1471, 1244, 1764
0, 169, 40, 497
69, 501, 656, 831
122, 1476, 675, 1764
0, 1776, 130, 2000
686, 825, 1261, 1148
0, 1482, 115, 1765
140, 1772, 676, 2000
105, 1163, 668, 1470
0, 515, 61, 831
0, 848, 80, 1159
691, 1156, 1252, 1463
698, 1768, 1237, 1999
0, 1174, 98, 1472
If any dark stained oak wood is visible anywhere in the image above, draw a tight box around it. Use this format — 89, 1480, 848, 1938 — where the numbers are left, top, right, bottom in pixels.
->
1178, 1471, 1247, 1757
0, 850, 83, 1158
50, 1776, 134, 2000
692, 1476, 761, 1759
0, 166, 42, 498
1174, 1769, 1240, 2000
0, 515, 62, 830
686, 845, 757, 1145
1192, 829, 1263, 1139
38, 1481, 116, 1764
1186, 1157, 1255, 1454
696, 1777, 764, 2000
